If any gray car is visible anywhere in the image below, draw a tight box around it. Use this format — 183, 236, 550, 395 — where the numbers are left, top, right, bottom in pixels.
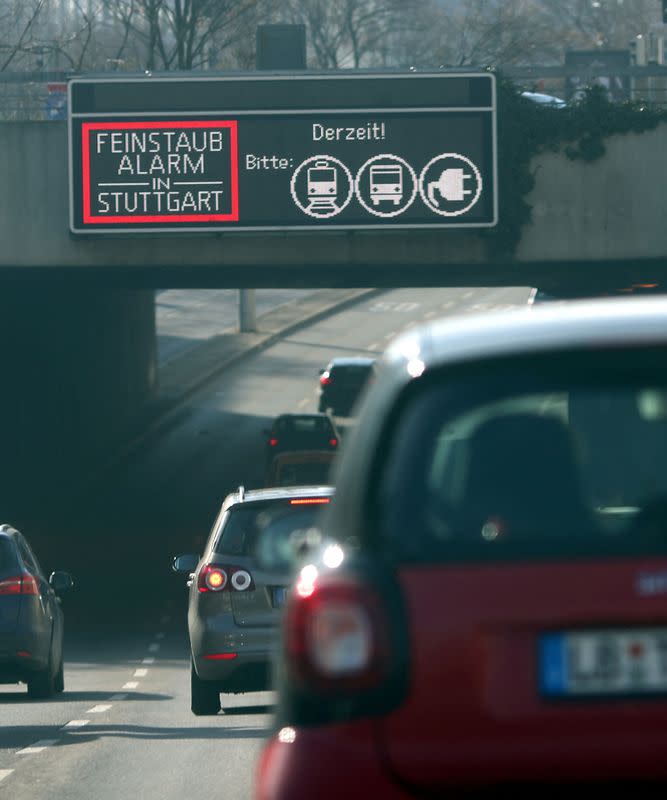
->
173, 485, 334, 715
0, 524, 74, 698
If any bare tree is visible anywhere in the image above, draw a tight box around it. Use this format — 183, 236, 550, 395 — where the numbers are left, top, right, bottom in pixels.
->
277, 0, 419, 68
103, 0, 261, 70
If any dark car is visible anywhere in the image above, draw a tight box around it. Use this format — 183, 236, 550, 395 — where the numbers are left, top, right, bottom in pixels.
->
172, 485, 335, 716
264, 450, 336, 488
317, 356, 376, 416
0, 524, 74, 698
264, 413, 339, 468
257, 297, 667, 797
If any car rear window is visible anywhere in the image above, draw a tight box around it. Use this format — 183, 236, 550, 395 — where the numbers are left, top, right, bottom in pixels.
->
376, 350, 667, 564
331, 365, 372, 380
0, 538, 17, 574
276, 416, 332, 433
214, 500, 331, 557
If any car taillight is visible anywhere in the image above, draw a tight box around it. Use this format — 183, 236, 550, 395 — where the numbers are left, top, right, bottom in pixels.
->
319, 372, 331, 386
268, 437, 279, 446
328, 438, 338, 447
0, 574, 39, 595
197, 564, 254, 593
285, 574, 390, 691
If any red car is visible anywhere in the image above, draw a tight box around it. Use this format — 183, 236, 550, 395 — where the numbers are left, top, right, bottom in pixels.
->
257, 297, 667, 797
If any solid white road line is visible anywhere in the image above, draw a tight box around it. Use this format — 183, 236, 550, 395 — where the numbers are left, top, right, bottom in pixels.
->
0, 769, 14, 782
134, 669, 148, 678
86, 705, 112, 713
110, 693, 128, 701
148, 643, 160, 653
123, 681, 139, 689
17, 740, 58, 755
61, 720, 89, 729
142, 657, 155, 665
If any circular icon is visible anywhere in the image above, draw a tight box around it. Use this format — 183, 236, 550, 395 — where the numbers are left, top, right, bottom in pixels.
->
419, 153, 482, 217
290, 155, 353, 219
354, 154, 418, 218
231, 570, 252, 591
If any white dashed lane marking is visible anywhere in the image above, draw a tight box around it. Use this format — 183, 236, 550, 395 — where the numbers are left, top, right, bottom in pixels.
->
0, 769, 14, 782
17, 740, 58, 755
148, 643, 160, 653
297, 397, 309, 409
155, 633, 165, 640
424, 310, 437, 319
110, 693, 128, 701
134, 669, 148, 678
368, 342, 379, 351
142, 657, 155, 665
61, 720, 89, 730
123, 681, 140, 688
86, 705, 112, 714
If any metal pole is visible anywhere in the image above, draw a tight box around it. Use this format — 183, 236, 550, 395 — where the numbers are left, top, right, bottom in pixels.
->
239, 288, 257, 333
239, 24, 307, 332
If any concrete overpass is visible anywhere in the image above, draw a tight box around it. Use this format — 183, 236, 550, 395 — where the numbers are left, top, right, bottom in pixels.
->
1, 119, 666, 511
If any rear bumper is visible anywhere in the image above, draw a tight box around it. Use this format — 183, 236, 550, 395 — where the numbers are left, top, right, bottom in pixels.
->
255, 723, 408, 800
0, 631, 49, 683
190, 613, 276, 688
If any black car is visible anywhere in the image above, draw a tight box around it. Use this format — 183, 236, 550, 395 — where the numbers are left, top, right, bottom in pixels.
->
264, 413, 339, 468
0, 524, 74, 698
318, 356, 376, 416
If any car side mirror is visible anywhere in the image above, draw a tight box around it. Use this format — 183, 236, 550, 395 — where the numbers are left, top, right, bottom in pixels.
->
172, 553, 199, 574
49, 571, 74, 595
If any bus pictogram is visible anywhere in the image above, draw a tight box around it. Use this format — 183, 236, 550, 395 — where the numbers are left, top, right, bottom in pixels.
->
370, 163, 403, 206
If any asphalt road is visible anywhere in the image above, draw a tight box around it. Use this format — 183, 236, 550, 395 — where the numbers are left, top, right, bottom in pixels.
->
0, 286, 530, 799
156, 289, 314, 366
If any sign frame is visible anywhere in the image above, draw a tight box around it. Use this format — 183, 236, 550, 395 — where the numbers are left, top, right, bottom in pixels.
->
68, 71, 498, 235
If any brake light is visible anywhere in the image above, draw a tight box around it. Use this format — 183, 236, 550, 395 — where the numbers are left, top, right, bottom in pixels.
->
269, 438, 279, 446
319, 371, 331, 386
0, 574, 38, 596
329, 438, 338, 447
285, 574, 390, 691
289, 498, 331, 505
197, 564, 254, 593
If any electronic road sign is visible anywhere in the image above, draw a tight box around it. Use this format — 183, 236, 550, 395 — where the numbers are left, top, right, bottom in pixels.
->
68, 71, 497, 234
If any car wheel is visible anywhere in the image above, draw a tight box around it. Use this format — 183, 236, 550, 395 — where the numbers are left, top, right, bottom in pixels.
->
54, 654, 64, 693
27, 651, 55, 699
190, 659, 221, 716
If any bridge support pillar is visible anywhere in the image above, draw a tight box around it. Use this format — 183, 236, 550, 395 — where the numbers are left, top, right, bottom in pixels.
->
0, 287, 157, 520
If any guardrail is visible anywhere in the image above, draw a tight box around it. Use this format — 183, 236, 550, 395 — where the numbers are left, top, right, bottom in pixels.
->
2, 65, 667, 120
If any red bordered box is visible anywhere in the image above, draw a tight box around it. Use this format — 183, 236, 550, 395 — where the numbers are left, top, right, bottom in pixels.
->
82, 120, 239, 224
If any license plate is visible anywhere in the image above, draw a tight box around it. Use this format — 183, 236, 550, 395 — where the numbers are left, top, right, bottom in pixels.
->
272, 587, 287, 608
540, 628, 667, 697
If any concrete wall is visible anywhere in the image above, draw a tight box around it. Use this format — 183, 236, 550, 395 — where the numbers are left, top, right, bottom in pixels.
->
0, 287, 156, 517
1, 121, 665, 286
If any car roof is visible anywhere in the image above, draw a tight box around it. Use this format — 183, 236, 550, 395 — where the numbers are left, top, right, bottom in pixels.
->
385, 297, 667, 376
327, 356, 375, 367
273, 412, 331, 420
225, 485, 335, 507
